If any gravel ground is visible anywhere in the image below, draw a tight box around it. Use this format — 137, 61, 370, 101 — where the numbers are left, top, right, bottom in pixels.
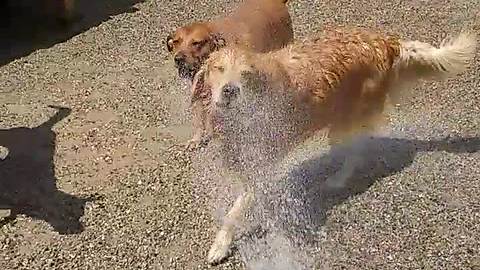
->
1, 0, 479, 269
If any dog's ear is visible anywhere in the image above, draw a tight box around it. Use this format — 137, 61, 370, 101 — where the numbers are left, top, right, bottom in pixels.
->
190, 67, 207, 105
210, 33, 226, 50
166, 33, 174, 52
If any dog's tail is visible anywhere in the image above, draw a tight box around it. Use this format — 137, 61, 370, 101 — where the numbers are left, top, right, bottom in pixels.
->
395, 31, 477, 80
38, 105, 72, 130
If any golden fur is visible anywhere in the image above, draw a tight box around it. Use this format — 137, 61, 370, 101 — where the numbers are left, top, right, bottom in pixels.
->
194, 26, 477, 265
165, 0, 295, 149
196, 26, 476, 145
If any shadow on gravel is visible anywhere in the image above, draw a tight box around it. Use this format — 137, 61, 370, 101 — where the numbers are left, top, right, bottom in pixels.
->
0, 105, 98, 234
270, 135, 480, 237
0, 0, 144, 67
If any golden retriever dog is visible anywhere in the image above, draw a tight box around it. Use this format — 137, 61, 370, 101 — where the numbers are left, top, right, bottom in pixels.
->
165, 0, 295, 149
191, 26, 477, 264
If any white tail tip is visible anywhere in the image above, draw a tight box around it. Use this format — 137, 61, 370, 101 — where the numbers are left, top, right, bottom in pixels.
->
399, 31, 477, 78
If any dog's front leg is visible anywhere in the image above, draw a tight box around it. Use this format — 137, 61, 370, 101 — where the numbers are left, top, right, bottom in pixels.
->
186, 100, 206, 150
203, 110, 217, 144
208, 191, 254, 264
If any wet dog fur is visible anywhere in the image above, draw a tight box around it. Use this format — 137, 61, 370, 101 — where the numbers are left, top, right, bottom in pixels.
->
165, 0, 295, 149
192, 26, 477, 264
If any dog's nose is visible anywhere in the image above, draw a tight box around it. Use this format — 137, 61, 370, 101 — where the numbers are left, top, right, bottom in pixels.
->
174, 53, 186, 65
221, 83, 240, 97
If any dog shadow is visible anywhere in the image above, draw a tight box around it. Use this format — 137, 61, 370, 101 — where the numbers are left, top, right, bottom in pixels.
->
0, 105, 98, 234
265, 135, 480, 239
0, 0, 144, 67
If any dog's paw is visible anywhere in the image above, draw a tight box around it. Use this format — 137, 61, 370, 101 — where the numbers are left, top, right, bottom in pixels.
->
0, 209, 11, 219
185, 138, 212, 151
207, 229, 233, 265
0, 146, 9, 160
184, 139, 202, 151
319, 128, 330, 141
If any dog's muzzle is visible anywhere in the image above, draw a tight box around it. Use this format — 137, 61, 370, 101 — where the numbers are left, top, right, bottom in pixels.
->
222, 83, 240, 97
217, 83, 240, 107
174, 53, 186, 67
174, 53, 197, 79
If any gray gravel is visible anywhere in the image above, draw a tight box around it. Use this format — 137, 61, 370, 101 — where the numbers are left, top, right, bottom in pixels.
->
1, 0, 480, 269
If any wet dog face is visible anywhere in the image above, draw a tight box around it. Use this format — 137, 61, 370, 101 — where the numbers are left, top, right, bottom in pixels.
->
166, 23, 226, 80
191, 48, 265, 111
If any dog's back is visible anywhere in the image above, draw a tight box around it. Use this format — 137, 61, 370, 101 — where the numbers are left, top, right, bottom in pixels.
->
269, 28, 400, 100
260, 27, 475, 143
211, 0, 294, 52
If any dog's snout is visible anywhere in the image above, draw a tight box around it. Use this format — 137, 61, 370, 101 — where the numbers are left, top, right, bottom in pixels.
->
174, 53, 186, 65
221, 84, 240, 96
214, 84, 240, 107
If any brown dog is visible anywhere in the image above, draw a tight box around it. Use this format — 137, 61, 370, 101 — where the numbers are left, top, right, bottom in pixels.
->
192, 26, 477, 264
166, 0, 295, 149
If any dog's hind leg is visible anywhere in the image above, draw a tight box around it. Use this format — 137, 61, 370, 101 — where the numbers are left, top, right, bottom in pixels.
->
325, 128, 374, 189
208, 190, 254, 264
325, 148, 363, 189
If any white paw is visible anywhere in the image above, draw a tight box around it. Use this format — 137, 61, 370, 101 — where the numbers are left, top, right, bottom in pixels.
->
0, 209, 11, 218
207, 229, 233, 264
184, 138, 202, 151
0, 146, 9, 160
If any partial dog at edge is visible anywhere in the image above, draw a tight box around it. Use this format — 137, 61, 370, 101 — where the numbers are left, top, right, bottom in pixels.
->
46, 0, 76, 22
192, 26, 477, 264
165, 0, 295, 150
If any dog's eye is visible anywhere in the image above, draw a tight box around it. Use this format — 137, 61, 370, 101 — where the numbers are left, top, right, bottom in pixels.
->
192, 40, 204, 47
213, 66, 225, 73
